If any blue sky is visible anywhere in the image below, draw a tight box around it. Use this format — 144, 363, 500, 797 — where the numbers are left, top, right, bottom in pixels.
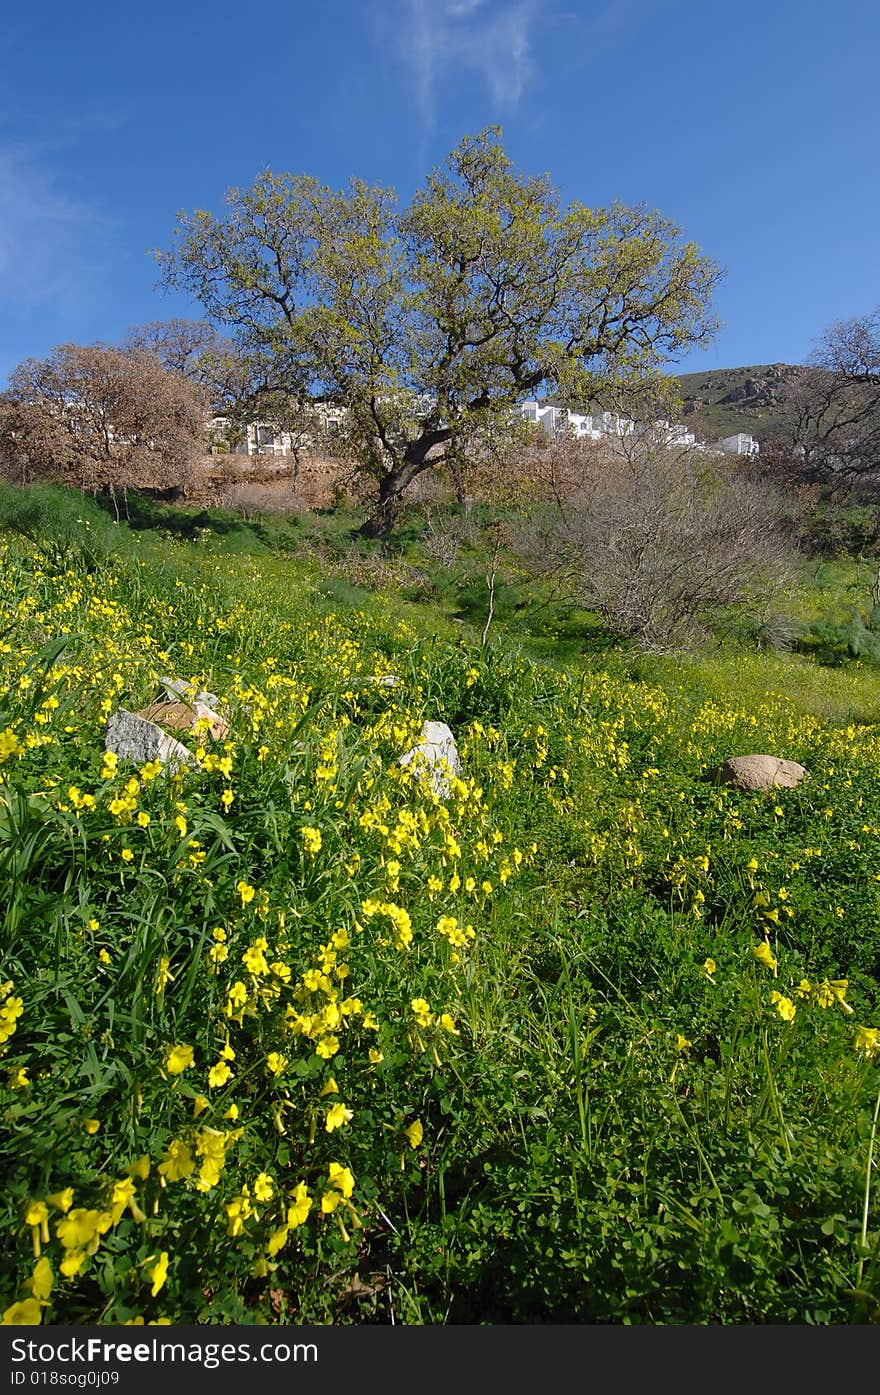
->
1, 0, 876, 386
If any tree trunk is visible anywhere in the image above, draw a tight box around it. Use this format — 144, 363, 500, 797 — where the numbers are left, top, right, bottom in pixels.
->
358, 495, 399, 539
356, 462, 421, 539
355, 431, 451, 538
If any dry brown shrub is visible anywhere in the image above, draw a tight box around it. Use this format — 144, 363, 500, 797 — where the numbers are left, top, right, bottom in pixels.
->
516, 434, 799, 648
0, 342, 208, 496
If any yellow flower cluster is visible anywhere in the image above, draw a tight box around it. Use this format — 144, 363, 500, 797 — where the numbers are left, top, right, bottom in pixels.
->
0, 981, 23, 1049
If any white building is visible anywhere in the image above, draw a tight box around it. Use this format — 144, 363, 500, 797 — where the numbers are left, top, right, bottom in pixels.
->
521, 400, 768, 457
520, 400, 649, 444
642, 419, 697, 449
238, 402, 348, 456
211, 395, 759, 462
520, 400, 567, 437
712, 432, 760, 458
597, 410, 636, 439
520, 400, 635, 441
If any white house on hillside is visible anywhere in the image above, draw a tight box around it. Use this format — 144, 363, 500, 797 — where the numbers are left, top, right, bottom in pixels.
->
648, 419, 697, 448
521, 400, 689, 446
712, 432, 760, 457
206, 396, 760, 462
213, 401, 349, 456
520, 400, 637, 441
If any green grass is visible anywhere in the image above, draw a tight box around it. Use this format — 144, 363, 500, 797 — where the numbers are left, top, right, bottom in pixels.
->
3, 484, 880, 1325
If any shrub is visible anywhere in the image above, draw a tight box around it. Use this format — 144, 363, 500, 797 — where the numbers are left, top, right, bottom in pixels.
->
517, 436, 798, 649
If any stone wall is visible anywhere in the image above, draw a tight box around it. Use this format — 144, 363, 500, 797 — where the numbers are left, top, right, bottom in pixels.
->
185, 451, 367, 511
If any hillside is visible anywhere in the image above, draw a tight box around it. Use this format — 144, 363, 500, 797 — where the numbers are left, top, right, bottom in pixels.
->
4, 484, 880, 1324
673, 362, 809, 444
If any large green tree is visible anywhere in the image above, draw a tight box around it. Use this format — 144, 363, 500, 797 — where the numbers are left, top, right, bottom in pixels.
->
157, 128, 721, 535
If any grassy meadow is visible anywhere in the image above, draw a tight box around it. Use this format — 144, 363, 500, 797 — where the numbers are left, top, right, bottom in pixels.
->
3, 484, 880, 1325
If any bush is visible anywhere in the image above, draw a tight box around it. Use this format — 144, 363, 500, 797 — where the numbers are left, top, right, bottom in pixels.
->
517, 437, 798, 648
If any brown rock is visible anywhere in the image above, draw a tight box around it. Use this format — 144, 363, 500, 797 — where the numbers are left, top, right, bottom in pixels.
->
136, 700, 229, 742
710, 754, 808, 791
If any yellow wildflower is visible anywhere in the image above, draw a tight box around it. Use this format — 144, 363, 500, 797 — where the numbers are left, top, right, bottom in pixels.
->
301, 826, 322, 854
325, 1102, 353, 1132
158, 1140, 195, 1182
752, 942, 778, 974
148, 1252, 169, 1297
28, 1258, 53, 1302
2, 1299, 41, 1324
47, 1188, 74, 1213
59, 1251, 87, 1279
165, 1044, 195, 1075
55, 1209, 109, 1251
411, 998, 433, 1028
855, 1026, 880, 1059
287, 1182, 312, 1228
253, 1173, 274, 1203
155, 957, 173, 994
770, 992, 796, 1022
267, 1226, 289, 1257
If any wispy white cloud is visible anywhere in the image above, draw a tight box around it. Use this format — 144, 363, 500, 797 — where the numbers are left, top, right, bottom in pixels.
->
0, 144, 111, 317
391, 0, 541, 132
445, 0, 488, 15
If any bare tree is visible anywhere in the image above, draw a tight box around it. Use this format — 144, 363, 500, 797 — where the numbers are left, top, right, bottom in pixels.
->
122, 322, 342, 471
815, 307, 880, 384
120, 318, 227, 380
517, 433, 797, 648
421, 505, 476, 567
0, 343, 208, 500
777, 307, 880, 498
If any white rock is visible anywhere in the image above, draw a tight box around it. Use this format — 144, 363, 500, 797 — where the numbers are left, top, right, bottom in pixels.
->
399, 720, 460, 798
105, 709, 197, 773
159, 676, 221, 709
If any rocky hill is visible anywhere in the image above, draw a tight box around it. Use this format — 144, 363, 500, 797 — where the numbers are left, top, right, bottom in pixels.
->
673, 363, 810, 445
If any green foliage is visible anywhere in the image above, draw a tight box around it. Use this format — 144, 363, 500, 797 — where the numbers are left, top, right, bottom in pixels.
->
801, 504, 880, 558
806, 606, 880, 666
0, 483, 123, 571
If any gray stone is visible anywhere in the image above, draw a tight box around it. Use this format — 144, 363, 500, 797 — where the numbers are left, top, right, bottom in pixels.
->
399, 720, 460, 798
105, 709, 197, 773
709, 754, 808, 791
